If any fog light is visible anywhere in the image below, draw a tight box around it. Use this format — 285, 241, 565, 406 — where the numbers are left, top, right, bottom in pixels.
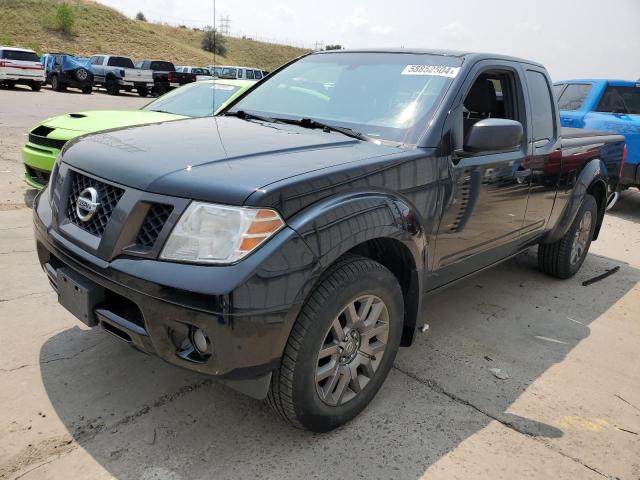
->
191, 327, 210, 354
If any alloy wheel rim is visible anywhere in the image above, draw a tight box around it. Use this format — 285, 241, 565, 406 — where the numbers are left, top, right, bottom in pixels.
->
315, 294, 390, 406
571, 210, 592, 265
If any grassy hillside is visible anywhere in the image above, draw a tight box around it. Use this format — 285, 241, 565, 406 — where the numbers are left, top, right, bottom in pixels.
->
0, 0, 309, 70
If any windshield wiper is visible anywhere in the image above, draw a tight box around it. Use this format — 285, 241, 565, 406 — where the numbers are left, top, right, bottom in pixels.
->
278, 117, 369, 142
224, 110, 280, 123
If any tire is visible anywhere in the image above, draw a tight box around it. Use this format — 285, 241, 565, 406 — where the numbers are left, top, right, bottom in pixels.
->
51, 75, 62, 92
137, 87, 149, 97
538, 194, 598, 279
5, 81, 16, 88
30, 82, 42, 92
267, 255, 403, 432
124, 85, 133, 92
154, 80, 166, 96
105, 77, 120, 95
81, 85, 92, 94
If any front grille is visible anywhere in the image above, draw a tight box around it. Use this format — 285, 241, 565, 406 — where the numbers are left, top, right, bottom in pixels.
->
66, 171, 125, 237
136, 204, 173, 248
29, 133, 67, 150
25, 165, 51, 186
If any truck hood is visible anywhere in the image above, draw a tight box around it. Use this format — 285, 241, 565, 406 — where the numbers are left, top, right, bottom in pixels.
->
42, 110, 185, 135
61, 116, 400, 206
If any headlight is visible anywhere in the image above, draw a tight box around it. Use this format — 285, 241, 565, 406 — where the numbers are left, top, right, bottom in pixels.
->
160, 202, 285, 264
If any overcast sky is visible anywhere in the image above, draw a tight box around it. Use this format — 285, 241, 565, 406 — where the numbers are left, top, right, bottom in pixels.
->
99, 0, 639, 80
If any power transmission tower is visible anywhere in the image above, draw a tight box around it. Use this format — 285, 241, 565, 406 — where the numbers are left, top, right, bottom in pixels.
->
218, 15, 231, 36
314, 41, 324, 51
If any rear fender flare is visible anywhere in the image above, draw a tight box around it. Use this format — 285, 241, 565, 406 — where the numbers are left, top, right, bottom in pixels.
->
543, 158, 608, 244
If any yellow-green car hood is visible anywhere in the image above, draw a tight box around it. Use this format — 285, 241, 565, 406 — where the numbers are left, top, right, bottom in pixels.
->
40, 110, 186, 136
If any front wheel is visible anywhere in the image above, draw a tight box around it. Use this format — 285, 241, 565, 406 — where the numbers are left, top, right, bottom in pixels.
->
267, 255, 403, 432
81, 85, 92, 94
137, 86, 149, 97
538, 194, 598, 279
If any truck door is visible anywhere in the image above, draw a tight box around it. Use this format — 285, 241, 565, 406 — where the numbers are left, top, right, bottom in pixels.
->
522, 68, 561, 235
432, 61, 530, 285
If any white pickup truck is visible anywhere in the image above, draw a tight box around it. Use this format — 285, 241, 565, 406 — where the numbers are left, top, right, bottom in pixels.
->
89, 54, 154, 97
0, 46, 45, 91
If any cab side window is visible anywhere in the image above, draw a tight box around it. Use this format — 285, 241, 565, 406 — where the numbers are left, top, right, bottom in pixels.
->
463, 70, 520, 143
246, 69, 255, 79
526, 70, 556, 142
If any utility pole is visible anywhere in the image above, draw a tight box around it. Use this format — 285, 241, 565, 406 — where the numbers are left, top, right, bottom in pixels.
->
218, 15, 231, 36
314, 41, 324, 51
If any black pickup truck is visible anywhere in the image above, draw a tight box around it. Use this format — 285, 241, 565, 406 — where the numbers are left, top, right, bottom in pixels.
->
135, 59, 196, 95
34, 49, 625, 432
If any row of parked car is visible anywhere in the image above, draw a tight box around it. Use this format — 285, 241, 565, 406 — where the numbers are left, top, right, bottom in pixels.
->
0, 45, 266, 96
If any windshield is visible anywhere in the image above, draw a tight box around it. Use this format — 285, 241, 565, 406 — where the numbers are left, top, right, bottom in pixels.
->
192, 68, 209, 75
1, 50, 40, 62
221, 67, 237, 78
108, 57, 135, 68
228, 52, 461, 144
143, 82, 242, 116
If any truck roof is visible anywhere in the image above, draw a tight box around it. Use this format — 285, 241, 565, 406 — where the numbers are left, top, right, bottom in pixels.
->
313, 48, 544, 68
0, 46, 36, 53
555, 79, 640, 86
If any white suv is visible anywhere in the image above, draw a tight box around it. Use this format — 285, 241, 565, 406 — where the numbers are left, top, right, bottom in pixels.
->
0, 47, 46, 91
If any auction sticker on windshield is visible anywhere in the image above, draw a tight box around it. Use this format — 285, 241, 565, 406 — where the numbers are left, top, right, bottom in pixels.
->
401, 65, 460, 77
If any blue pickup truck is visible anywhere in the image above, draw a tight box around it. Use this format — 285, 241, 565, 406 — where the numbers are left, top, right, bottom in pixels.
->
554, 80, 638, 189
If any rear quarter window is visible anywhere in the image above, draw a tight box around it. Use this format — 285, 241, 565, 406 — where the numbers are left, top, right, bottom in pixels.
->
557, 84, 592, 111
596, 86, 640, 115
107, 57, 135, 68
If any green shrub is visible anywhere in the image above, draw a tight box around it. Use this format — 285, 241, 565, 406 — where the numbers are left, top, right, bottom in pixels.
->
135, 11, 147, 22
201, 27, 227, 56
55, 2, 75, 35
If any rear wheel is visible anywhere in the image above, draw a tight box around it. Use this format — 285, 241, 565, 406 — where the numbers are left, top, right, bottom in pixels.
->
538, 194, 598, 279
154, 80, 166, 96
5, 81, 16, 88
267, 255, 403, 432
105, 77, 120, 95
30, 82, 42, 91
137, 87, 149, 97
81, 85, 92, 94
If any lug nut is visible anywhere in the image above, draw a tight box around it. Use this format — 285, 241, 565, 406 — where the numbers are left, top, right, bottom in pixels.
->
351, 331, 357, 338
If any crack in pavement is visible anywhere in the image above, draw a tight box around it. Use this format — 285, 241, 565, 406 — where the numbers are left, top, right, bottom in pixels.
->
0, 291, 51, 303
4, 378, 214, 478
392, 364, 615, 479
0, 249, 35, 255
0, 342, 102, 373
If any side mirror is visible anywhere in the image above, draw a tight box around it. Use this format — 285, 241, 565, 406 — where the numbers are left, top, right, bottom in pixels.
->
464, 118, 523, 153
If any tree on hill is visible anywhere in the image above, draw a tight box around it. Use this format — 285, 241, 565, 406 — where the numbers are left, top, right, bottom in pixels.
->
135, 11, 147, 21
201, 26, 227, 56
55, 2, 75, 35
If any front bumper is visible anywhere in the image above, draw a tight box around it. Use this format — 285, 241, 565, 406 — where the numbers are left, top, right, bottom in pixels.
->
33, 179, 319, 397
23, 143, 58, 189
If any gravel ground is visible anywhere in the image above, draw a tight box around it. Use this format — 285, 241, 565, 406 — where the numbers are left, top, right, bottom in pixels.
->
0, 86, 639, 480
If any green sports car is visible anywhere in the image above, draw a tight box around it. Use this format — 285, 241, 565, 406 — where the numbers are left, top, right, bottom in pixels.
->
23, 79, 253, 188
